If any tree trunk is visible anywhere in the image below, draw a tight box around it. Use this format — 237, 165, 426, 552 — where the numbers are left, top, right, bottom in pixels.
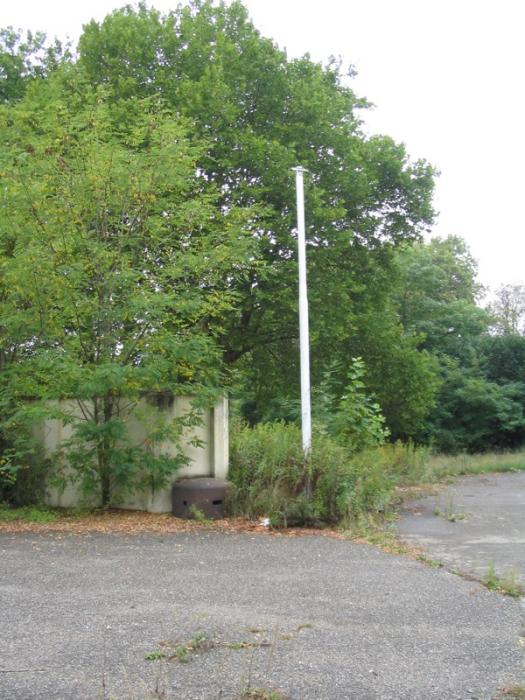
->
94, 396, 114, 508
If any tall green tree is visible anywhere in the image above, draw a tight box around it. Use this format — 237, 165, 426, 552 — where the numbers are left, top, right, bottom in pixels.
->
487, 284, 525, 336
482, 334, 525, 384
0, 27, 68, 103
75, 0, 437, 423
423, 361, 525, 452
395, 235, 488, 364
391, 235, 525, 451
0, 74, 258, 505
1, 1, 441, 470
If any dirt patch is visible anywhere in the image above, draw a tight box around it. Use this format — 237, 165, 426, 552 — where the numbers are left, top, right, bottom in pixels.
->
0, 508, 346, 539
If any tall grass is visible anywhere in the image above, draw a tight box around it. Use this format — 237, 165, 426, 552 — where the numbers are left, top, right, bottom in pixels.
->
229, 421, 525, 527
228, 421, 429, 527
428, 451, 525, 479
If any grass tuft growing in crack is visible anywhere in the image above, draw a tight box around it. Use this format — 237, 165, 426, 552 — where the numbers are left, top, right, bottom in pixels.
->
484, 563, 524, 597
241, 690, 287, 700
146, 631, 212, 663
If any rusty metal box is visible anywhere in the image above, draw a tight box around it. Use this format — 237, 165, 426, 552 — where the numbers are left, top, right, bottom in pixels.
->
171, 478, 229, 520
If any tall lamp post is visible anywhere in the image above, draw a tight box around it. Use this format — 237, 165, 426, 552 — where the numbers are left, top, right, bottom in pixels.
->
292, 166, 312, 455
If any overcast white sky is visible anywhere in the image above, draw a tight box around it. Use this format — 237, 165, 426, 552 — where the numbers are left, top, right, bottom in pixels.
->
2, 0, 525, 293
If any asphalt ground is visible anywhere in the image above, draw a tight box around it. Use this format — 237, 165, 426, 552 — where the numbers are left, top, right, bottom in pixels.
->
1, 528, 523, 699
397, 471, 525, 584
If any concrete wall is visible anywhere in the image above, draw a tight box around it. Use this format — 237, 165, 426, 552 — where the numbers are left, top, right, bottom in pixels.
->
39, 396, 228, 512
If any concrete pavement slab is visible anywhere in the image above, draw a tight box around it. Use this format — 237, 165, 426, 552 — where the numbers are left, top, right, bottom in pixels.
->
0, 530, 523, 699
397, 471, 525, 583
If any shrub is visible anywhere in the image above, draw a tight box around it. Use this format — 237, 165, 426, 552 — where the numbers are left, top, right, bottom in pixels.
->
0, 455, 18, 502
318, 358, 390, 451
268, 358, 390, 452
228, 421, 429, 526
55, 408, 191, 508
0, 412, 50, 506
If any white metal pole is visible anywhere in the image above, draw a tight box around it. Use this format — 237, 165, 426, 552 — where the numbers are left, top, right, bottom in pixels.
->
293, 166, 312, 455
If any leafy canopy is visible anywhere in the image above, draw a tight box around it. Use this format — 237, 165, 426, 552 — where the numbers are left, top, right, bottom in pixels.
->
0, 71, 259, 504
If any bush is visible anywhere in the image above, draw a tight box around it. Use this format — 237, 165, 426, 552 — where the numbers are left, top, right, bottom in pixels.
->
425, 363, 525, 453
228, 421, 429, 527
262, 358, 390, 452
0, 416, 50, 506
4, 455, 50, 507
0, 455, 19, 502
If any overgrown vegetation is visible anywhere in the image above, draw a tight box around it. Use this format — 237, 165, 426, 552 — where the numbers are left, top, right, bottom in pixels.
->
241, 690, 287, 700
484, 562, 524, 598
428, 451, 525, 477
229, 419, 429, 527
496, 687, 525, 700
2, 1, 525, 510
0, 504, 58, 523
229, 418, 525, 527
0, 0, 436, 508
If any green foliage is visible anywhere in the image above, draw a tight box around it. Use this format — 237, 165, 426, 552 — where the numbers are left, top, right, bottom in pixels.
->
425, 362, 525, 452
187, 504, 212, 523
146, 631, 211, 665
0, 454, 18, 498
49, 402, 197, 506
355, 320, 440, 440
487, 284, 525, 336
390, 235, 525, 451
395, 235, 488, 362
428, 450, 525, 478
0, 402, 50, 505
75, 1, 437, 438
229, 420, 429, 526
0, 504, 58, 523
313, 358, 389, 451
442, 333, 525, 451
263, 358, 389, 451
5, 2, 523, 476
0, 71, 258, 506
481, 334, 525, 384
0, 2, 443, 492
229, 421, 321, 526
484, 562, 523, 598
0, 27, 69, 103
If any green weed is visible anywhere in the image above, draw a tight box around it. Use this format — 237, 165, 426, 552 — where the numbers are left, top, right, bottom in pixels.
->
428, 451, 525, 479
484, 562, 523, 597
188, 631, 209, 650
145, 651, 166, 661
188, 504, 213, 525
433, 494, 468, 522
241, 690, 287, 700
416, 554, 444, 569
495, 686, 525, 699
147, 631, 212, 664
228, 421, 429, 527
174, 645, 189, 663
0, 504, 58, 523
